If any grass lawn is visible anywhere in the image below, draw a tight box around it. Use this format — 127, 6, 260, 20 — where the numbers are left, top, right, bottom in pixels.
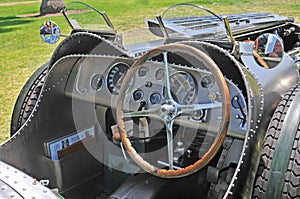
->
0, 0, 299, 143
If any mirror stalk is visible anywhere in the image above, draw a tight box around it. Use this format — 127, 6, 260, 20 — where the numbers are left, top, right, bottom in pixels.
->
223, 16, 240, 58
156, 15, 169, 38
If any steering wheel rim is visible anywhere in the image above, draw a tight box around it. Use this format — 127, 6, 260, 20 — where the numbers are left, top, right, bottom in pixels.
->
116, 43, 230, 178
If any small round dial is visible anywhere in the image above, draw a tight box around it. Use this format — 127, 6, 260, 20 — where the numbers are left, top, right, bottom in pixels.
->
150, 92, 161, 105
90, 74, 103, 91
201, 75, 215, 88
107, 63, 130, 95
155, 69, 164, 81
133, 89, 144, 101
138, 66, 148, 77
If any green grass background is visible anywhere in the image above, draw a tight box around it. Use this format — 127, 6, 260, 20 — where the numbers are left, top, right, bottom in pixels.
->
0, 0, 299, 143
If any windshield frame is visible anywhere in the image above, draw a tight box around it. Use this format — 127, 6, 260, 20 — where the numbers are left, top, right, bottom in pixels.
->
162, 3, 223, 22
62, 1, 116, 33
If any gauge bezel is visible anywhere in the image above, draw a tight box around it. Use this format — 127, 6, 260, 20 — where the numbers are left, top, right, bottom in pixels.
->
90, 73, 104, 91
155, 68, 165, 81
132, 89, 144, 101
169, 71, 197, 105
149, 92, 162, 105
137, 65, 149, 77
201, 74, 215, 88
106, 62, 131, 95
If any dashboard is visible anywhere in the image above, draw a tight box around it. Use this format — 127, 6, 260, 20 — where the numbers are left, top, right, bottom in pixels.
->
65, 55, 247, 140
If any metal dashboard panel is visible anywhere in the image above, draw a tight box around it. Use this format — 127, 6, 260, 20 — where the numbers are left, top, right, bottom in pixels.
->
0, 161, 58, 199
65, 55, 134, 108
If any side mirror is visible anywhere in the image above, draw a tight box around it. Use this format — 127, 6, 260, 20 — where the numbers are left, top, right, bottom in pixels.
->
40, 21, 60, 44
254, 33, 284, 68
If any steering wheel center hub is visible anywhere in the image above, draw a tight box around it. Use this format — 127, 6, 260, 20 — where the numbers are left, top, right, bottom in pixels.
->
160, 100, 178, 121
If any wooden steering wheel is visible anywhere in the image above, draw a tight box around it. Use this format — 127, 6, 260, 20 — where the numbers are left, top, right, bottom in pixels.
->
116, 43, 230, 178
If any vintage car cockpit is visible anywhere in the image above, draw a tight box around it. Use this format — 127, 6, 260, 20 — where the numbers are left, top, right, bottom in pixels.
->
1, 2, 299, 199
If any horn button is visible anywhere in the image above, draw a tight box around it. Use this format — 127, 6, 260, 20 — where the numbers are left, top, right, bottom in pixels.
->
160, 100, 178, 121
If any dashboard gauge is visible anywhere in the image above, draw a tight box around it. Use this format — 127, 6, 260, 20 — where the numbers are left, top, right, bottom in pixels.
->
170, 71, 196, 105
201, 75, 215, 88
155, 69, 164, 81
133, 89, 144, 101
90, 74, 103, 91
107, 62, 130, 95
138, 66, 148, 77
150, 92, 161, 105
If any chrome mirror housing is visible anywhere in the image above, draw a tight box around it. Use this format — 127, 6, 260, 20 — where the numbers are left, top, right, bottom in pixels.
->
254, 33, 284, 68
40, 21, 60, 44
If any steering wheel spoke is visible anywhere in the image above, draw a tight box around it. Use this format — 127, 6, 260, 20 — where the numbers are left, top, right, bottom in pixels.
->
178, 101, 222, 114
165, 121, 174, 170
162, 52, 175, 101
122, 107, 160, 118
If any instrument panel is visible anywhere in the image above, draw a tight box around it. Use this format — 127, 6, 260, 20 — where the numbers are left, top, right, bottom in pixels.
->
65, 56, 247, 138
65, 56, 133, 105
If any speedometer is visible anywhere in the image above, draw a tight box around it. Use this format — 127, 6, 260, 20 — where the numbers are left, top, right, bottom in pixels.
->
170, 71, 196, 105
107, 62, 130, 95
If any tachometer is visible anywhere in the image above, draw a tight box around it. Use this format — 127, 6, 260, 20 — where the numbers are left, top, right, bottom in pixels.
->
170, 71, 196, 105
107, 62, 130, 95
